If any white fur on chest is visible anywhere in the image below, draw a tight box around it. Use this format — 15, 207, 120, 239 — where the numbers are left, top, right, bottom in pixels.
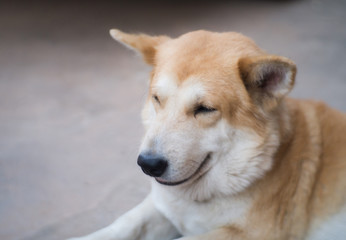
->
151, 183, 251, 236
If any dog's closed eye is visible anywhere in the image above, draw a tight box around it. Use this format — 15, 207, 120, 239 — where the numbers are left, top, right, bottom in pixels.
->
152, 95, 160, 104
194, 105, 216, 117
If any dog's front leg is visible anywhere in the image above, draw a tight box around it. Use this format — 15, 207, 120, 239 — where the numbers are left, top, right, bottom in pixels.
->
69, 194, 180, 240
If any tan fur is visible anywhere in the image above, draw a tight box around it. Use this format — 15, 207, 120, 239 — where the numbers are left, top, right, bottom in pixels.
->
110, 29, 169, 65
151, 31, 268, 135
234, 99, 346, 240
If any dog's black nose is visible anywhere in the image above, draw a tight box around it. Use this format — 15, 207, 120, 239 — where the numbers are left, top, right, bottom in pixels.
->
137, 153, 168, 177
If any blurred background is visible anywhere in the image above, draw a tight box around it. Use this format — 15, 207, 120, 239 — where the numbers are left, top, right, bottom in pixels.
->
0, 0, 345, 239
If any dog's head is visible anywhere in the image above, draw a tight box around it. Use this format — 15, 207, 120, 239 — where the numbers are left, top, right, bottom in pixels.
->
111, 30, 296, 200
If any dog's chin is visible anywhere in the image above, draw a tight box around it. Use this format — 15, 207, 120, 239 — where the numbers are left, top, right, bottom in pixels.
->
155, 153, 211, 186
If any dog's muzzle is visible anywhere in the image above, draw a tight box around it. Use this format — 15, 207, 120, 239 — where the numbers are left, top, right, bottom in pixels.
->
137, 153, 168, 177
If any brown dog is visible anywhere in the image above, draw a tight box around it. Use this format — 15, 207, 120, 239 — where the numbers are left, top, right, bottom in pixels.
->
69, 30, 346, 240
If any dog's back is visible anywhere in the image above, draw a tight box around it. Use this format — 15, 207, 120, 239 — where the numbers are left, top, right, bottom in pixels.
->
305, 100, 346, 239
244, 99, 346, 239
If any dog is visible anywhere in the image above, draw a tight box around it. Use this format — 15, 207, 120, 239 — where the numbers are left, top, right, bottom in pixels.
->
69, 30, 346, 240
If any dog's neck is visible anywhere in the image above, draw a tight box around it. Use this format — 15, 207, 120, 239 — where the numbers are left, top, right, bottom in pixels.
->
247, 98, 324, 236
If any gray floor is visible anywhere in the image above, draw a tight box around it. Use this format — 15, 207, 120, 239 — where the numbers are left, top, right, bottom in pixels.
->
0, 0, 345, 239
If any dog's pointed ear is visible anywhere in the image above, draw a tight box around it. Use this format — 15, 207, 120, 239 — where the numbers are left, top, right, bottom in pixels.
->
109, 29, 170, 65
238, 55, 296, 110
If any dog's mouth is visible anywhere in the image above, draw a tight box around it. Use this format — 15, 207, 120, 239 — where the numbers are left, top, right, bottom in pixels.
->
155, 153, 211, 186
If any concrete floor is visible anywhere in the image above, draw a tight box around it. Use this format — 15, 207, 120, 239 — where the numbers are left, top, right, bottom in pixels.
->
0, 0, 345, 239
